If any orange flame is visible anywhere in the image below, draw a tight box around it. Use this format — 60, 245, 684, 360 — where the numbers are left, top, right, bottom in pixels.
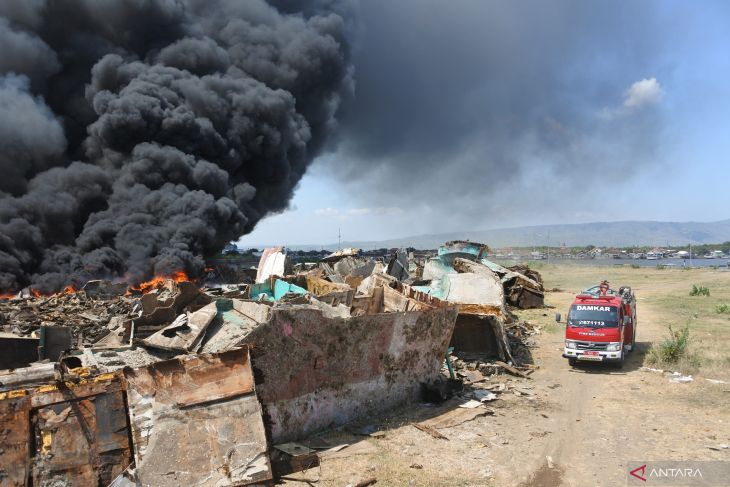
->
127, 270, 190, 295
23, 285, 76, 299
1, 272, 192, 299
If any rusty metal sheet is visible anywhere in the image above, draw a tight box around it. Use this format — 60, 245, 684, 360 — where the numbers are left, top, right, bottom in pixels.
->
32, 374, 132, 486
382, 285, 433, 312
351, 287, 384, 315
0, 373, 132, 487
0, 393, 31, 486
508, 284, 544, 309
457, 303, 504, 317
304, 275, 351, 297
123, 347, 271, 487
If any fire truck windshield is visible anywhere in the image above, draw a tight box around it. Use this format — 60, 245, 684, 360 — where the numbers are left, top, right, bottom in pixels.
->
568, 304, 619, 328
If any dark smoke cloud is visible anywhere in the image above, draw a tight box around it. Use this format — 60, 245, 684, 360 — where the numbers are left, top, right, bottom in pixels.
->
0, 74, 66, 195
0, 0, 352, 292
328, 0, 675, 223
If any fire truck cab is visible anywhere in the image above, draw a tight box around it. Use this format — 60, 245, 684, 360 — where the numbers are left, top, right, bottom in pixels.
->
559, 280, 636, 367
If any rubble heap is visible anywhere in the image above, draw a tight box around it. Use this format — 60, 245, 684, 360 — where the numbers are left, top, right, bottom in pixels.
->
0, 241, 544, 486
0, 287, 136, 346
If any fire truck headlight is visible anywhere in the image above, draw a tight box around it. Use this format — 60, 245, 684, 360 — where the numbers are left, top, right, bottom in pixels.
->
606, 342, 621, 352
565, 340, 577, 349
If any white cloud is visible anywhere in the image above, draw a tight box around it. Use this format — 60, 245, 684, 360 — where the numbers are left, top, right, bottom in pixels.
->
623, 77, 664, 109
599, 77, 665, 121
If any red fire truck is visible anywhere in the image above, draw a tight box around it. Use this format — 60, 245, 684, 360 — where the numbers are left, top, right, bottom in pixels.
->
559, 280, 636, 367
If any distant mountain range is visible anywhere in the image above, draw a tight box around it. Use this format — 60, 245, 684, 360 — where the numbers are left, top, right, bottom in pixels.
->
286, 219, 730, 250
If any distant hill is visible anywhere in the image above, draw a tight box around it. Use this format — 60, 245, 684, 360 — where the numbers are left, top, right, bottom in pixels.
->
287, 219, 730, 250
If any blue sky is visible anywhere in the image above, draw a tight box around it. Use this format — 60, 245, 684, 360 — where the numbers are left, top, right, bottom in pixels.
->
240, 1, 730, 247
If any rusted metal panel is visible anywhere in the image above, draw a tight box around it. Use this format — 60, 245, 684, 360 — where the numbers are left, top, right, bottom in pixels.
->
0, 393, 31, 486
28, 372, 122, 408
457, 303, 505, 317
382, 285, 434, 312
31, 391, 131, 485
0, 373, 132, 487
304, 275, 354, 306
507, 283, 544, 309
479, 258, 544, 309
242, 305, 458, 443
351, 287, 384, 316
123, 347, 271, 487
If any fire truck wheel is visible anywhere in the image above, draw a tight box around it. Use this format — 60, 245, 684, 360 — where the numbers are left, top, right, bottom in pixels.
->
568, 358, 577, 367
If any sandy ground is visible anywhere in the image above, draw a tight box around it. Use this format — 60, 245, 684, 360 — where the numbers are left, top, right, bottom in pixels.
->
279, 270, 730, 487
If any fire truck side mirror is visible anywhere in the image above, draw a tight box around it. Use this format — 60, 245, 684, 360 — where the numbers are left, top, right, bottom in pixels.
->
555, 313, 561, 323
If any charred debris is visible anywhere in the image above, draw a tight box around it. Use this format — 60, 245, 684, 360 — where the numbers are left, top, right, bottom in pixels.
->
0, 241, 544, 486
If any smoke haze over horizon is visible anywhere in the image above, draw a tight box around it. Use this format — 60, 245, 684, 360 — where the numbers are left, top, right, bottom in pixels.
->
3, 1, 730, 288
239, 0, 730, 247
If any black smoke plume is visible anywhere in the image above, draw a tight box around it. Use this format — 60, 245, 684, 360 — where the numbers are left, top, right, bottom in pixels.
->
0, 0, 352, 292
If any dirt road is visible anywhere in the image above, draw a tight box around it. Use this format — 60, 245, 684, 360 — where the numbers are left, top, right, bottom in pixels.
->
508, 289, 730, 487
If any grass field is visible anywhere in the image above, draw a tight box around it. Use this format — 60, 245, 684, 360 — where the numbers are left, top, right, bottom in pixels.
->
517, 263, 730, 378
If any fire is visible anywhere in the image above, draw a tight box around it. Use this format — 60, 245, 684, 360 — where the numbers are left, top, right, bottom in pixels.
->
0, 272, 192, 300
18, 285, 76, 299
127, 270, 191, 295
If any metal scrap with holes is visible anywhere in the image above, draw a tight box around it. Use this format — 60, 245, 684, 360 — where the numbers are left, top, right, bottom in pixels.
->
0, 372, 133, 487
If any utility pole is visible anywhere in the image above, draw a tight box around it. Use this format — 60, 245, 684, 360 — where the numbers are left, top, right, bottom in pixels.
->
547, 231, 550, 264
689, 237, 693, 268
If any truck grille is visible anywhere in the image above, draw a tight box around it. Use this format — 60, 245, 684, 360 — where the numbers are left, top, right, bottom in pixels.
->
576, 341, 608, 351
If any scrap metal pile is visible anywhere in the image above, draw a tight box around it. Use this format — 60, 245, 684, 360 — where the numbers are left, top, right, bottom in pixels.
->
0, 241, 543, 486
